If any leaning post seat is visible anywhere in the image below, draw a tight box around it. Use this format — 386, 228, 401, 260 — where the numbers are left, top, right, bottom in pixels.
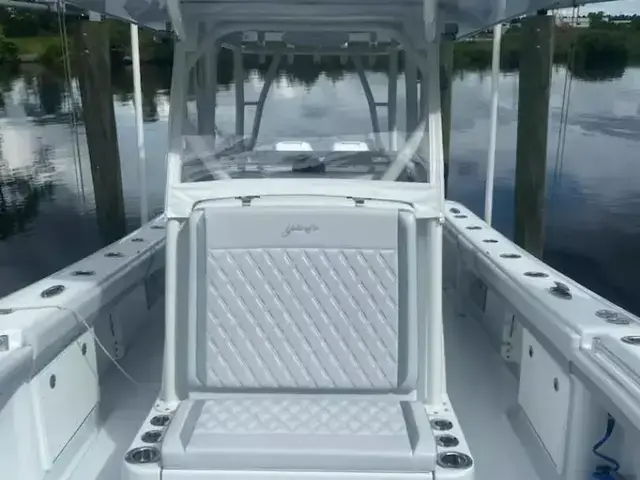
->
161, 196, 437, 478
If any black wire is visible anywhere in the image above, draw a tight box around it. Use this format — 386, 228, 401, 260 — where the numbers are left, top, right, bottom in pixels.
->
591, 414, 620, 479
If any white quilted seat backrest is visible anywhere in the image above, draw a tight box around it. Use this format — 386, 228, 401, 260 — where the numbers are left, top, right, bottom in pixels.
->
185, 201, 419, 395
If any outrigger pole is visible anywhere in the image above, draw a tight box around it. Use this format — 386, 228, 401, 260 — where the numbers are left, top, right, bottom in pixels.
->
485, 0, 506, 225
130, 24, 149, 224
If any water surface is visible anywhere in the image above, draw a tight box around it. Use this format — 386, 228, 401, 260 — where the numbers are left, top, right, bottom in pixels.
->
1, 63, 639, 316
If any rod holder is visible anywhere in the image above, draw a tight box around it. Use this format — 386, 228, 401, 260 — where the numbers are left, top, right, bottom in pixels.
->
431, 419, 453, 431
150, 414, 171, 427
125, 446, 160, 464
437, 451, 473, 469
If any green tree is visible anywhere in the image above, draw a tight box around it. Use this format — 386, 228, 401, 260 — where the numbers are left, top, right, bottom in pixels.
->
587, 11, 607, 29
0, 35, 18, 66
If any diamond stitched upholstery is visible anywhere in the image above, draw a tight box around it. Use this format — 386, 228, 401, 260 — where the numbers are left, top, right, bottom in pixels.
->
203, 248, 399, 389
186, 204, 417, 393
163, 205, 434, 475
161, 398, 436, 472
193, 398, 407, 435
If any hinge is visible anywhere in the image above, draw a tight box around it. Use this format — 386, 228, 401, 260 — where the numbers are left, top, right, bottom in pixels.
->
237, 195, 259, 207
109, 314, 125, 360
349, 197, 366, 206
500, 314, 516, 362
549, 281, 572, 300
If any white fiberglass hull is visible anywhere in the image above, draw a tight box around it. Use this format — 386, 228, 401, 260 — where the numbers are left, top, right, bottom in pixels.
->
1, 202, 640, 480
62, 291, 541, 480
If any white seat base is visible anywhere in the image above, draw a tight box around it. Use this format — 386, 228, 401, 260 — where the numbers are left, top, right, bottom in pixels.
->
161, 397, 436, 474
161, 471, 434, 480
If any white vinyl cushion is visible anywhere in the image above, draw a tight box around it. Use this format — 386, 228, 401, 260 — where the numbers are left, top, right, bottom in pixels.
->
166, 201, 430, 476
187, 205, 418, 393
162, 398, 435, 472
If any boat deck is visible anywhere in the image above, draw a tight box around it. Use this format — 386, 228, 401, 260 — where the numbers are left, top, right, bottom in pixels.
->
67, 296, 541, 480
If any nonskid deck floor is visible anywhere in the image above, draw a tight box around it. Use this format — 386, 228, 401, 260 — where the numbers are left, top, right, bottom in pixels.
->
67, 297, 541, 480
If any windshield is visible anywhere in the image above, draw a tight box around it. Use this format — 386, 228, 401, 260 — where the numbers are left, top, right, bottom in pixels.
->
178, 48, 432, 185
180, 133, 429, 183
175, 31, 439, 186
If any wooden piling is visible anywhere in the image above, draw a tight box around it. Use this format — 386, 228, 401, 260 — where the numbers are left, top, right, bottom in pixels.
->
404, 53, 418, 136
234, 48, 245, 138
75, 19, 126, 244
440, 38, 454, 195
388, 48, 398, 150
514, 12, 554, 258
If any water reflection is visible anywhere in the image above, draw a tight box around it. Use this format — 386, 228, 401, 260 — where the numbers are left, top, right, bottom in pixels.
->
0, 85, 58, 237
0, 147, 55, 241
569, 63, 627, 82
0, 59, 639, 318
449, 65, 640, 315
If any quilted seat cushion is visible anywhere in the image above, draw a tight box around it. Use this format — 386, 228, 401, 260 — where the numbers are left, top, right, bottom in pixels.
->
187, 205, 418, 393
161, 397, 436, 472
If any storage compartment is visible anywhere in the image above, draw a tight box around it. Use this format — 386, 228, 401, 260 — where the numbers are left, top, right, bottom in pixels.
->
518, 328, 570, 472
31, 330, 99, 468
0, 366, 44, 479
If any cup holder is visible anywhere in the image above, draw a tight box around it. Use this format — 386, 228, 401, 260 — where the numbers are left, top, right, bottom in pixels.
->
437, 451, 473, 469
436, 434, 460, 448
430, 419, 453, 431
125, 446, 160, 464
621, 336, 640, 346
72, 270, 96, 276
150, 414, 171, 427
596, 309, 631, 325
524, 271, 549, 278
141, 430, 163, 443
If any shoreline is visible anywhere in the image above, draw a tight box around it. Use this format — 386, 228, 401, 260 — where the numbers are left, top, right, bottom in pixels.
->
3, 27, 639, 74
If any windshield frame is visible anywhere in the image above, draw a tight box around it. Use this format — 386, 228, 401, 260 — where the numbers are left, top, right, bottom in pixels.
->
165, 21, 445, 219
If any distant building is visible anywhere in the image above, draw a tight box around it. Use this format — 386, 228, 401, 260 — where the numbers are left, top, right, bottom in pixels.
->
555, 13, 634, 28
609, 18, 632, 25
555, 15, 590, 28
